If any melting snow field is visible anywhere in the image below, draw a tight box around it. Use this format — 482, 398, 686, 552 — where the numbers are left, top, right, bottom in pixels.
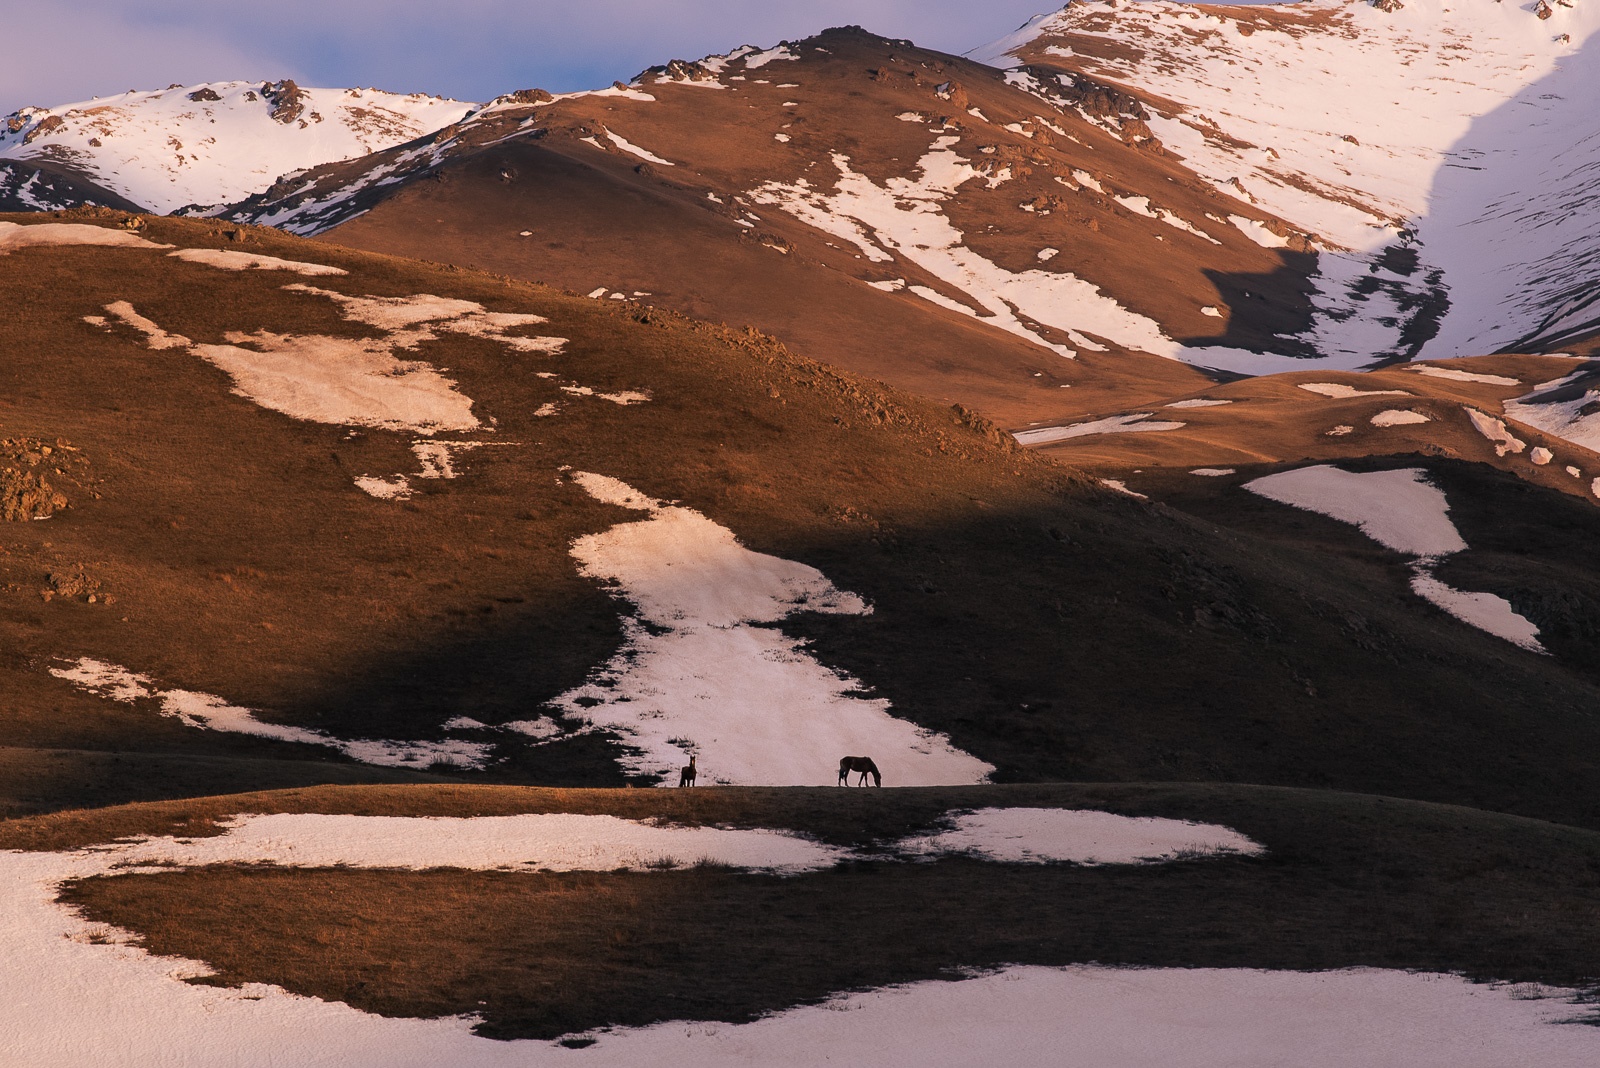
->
99, 279, 581, 493
51, 658, 493, 768
552, 473, 993, 786
895, 808, 1263, 865
1245, 466, 1543, 651
3, 831, 1597, 1068
2, 808, 1590, 1065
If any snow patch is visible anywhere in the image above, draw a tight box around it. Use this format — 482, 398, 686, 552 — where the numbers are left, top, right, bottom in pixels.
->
50, 658, 494, 767
1166, 398, 1232, 409
1015, 413, 1185, 446
1466, 408, 1527, 457
167, 248, 347, 276
0, 221, 171, 252
103, 300, 189, 350
604, 130, 674, 166
105, 811, 846, 874
1371, 409, 1430, 427
1298, 382, 1411, 399
1415, 366, 1520, 387
1245, 466, 1464, 557
743, 45, 800, 69
1191, 468, 1236, 477
749, 138, 1262, 369
895, 808, 1262, 865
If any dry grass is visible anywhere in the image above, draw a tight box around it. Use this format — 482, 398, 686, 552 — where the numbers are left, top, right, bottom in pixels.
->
53, 782, 1600, 1040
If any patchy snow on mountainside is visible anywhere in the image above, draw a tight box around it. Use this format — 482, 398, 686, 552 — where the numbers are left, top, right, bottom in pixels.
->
0, 81, 472, 214
975, 0, 1600, 363
551, 472, 994, 787
1245, 465, 1543, 651
751, 134, 1277, 371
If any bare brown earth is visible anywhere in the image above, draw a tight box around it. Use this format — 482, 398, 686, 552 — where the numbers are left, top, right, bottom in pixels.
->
40, 783, 1600, 1040
6, 212, 1600, 833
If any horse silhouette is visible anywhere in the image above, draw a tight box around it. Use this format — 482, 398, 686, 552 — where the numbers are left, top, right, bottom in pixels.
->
838, 756, 881, 787
678, 754, 697, 787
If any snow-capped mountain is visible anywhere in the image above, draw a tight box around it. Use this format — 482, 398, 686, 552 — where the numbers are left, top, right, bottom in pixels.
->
0, 81, 472, 214
974, 0, 1600, 361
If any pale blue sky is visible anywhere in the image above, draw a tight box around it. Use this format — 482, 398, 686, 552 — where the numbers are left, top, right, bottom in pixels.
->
5, 2, 1077, 114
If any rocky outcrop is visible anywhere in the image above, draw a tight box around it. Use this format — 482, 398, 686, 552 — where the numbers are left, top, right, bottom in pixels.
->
1, 439, 73, 522
261, 80, 307, 124
501, 88, 554, 105
187, 88, 222, 102
637, 59, 719, 84
22, 115, 63, 145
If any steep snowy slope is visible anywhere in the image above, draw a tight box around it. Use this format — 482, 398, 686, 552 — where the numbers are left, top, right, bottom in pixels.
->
0, 82, 472, 214
976, 0, 1600, 361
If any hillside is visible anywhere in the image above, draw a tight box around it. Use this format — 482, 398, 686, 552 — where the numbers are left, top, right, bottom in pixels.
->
3, 213, 1600, 831
7, 7, 1600, 1056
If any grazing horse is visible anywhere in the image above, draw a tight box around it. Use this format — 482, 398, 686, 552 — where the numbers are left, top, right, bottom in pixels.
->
678, 754, 697, 787
838, 756, 881, 787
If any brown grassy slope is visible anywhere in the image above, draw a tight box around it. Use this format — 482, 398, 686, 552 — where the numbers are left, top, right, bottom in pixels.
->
0, 746, 449, 820
249, 27, 1325, 424
6, 214, 1600, 827
45, 783, 1600, 1040
1125, 455, 1600, 680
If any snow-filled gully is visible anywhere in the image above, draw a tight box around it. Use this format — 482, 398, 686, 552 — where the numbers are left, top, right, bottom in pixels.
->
1246, 465, 1543, 651
5, 810, 1599, 1067
552, 473, 994, 786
